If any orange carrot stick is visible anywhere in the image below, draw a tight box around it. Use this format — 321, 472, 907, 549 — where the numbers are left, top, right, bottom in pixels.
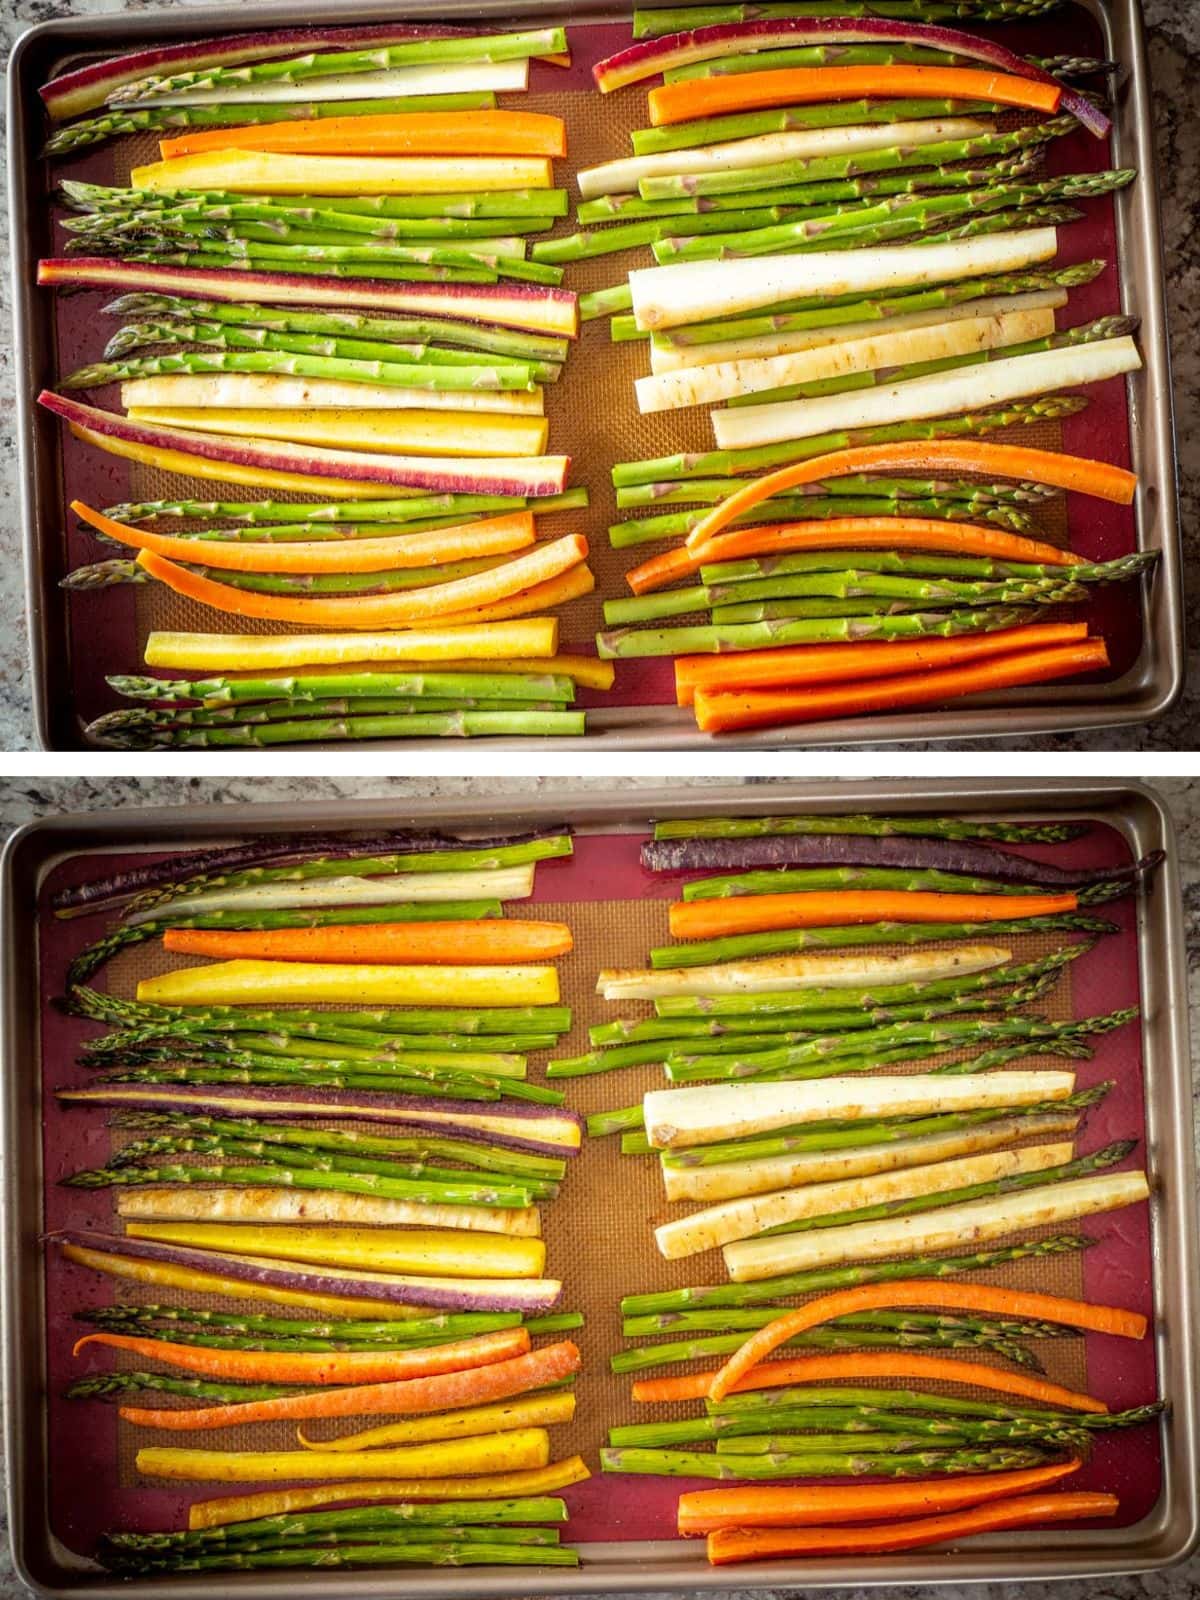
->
162, 919, 574, 964
683, 442, 1135, 554
630, 518, 1075, 595
630, 1351, 1109, 1413
669, 889, 1078, 941
135, 534, 588, 627
707, 1281, 1146, 1402
674, 622, 1089, 705
74, 1325, 528, 1385
677, 1459, 1082, 1534
706, 1491, 1118, 1564
119, 1340, 582, 1432
72, 501, 536, 574
159, 111, 567, 160
648, 65, 1061, 126
693, 639, 1109, 733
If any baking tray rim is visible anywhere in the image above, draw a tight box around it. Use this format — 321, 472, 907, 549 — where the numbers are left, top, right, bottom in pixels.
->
6, 0, 1185, 752
2, 777, 1197, 1596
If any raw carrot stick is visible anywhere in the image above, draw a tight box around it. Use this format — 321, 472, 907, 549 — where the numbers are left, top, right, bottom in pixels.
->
72, 501, 537, 574
135, 534, 589, 626
707, 1280, 1146, 1401
630, 1351, 1108, 1413
162, 919, 574, 964
119, 1340, 582, 1432
674, 623, 1088, 705
425, 563, 594, 627
693, 639, 1110, 733
630, 519, 1075, 595
648, 66, 1061, 127
189, 1457, 592, 1528
160, 111, 567, 160
677, 1459, 1082, 1534
706, 1491, 1118, 1563
670, 890, 1078, 941
74, 1325, 529, 1385
683, 442, 1134, 554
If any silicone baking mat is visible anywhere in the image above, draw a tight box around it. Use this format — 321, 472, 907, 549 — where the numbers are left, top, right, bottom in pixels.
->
44, 11, 1138, 732
36, 822, 1158, 1557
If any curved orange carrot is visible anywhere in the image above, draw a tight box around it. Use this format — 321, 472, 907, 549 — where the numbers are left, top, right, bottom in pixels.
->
693, 639, 1109, 733
706, 1491, 1118, 1564
707, 1280, 1146, 1401
674, 623, 1088, 705
682, 443, 1135, 554
630, 1351, 1109, 1413
677, 1459, 1082, 1534
669, 890, 1077, 941
136, 534, 588, 626
630, 519, 1075, 595
159, 111, 567, 160
648, 65, 1061, 126
74, 1325, 528, 1385
119, 1340, 582, 1432
162, 919, 574, 964
72, 501, 536, 574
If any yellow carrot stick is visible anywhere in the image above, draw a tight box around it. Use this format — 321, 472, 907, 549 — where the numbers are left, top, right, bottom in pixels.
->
139, 1428, 551, 1482
188, 1457, 592, 1528
143, 621, 559, 670
298, 1391, 575, 1452
125, 407, 551, 460
136, 959, 561, 1007
123, 1223, 546, 1278
425, 567, 593, 628
132, 149, 555, 195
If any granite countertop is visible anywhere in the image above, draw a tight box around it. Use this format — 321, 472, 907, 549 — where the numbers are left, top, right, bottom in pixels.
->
0, 773, 1196, 1599
0, 4, 1197, 750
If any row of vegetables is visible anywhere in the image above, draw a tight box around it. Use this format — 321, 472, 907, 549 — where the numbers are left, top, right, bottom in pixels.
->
33, 0, 1150, 742
47, 808, 1160, 1570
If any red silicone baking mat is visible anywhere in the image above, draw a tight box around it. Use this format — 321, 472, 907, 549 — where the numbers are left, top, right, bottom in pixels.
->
36, 822, 1159, 1557
41, 11, 1137, 733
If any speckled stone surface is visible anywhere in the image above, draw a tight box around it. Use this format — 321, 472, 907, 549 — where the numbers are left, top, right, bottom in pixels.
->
0, 3, 1197, 749
0, 774, 1195, 1598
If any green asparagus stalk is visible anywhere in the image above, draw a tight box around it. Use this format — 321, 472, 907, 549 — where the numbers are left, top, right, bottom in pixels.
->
620, 1236, 1091, 1316
101, 488, 588, 525
89, 710, 586, 748
100, 290, 570, 360
109, 1528, 563, 1570
64, 347, 537, 393
632, 2, 1065, 36
600, 1445, 1047, 1479
664, 44, 1101, 81
697, 574, 1084, 610
634, 96, 1002, 156
618, 475, 1054, 508
76, 184, 570, 224
63, 1156, 541, 1205
109, 670, 573, 705
608, 496, 1033, 550
103, 1542, 579, 1573
81, 1303, 580, 1340
66, 1372, 298, 1402
597, 606, 1033, 660
90, 1028, 531, 1074
611, 1325, 1039, 1373
70, 197, 559, 244
532, 207, 806, 263
640, 116, 1077, 199
650, 912, 1116, 967
121, 250, 499, 285
625, 1308, 1065, 1338
682, 865, 1087, 899
91, 1065, 504, 1099
43, 94, 499, 156
112, 29, 569, 102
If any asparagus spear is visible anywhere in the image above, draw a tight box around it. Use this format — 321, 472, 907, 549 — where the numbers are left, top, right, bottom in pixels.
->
67, 1372, 298, 1402
600, 1445, 1047, 1478
74, 184, 570, 224
533, 207, 802, 264
64, 348, 538, 393
665, 45, 1108, 82
625, 1308, 1066, 1338
88, 1022, 557, 1059
681, 865, 1091, 899
611, 1324, 1040, 1373
633, 96, 1001, 156
111, 29, 570, 102
597, 606, 1033, 660
70, 197, 560, 244
118, 250, 500, 285
101, 488, 588, 523
610, 395, 1087, 484
109, 671, 573, 705
105, 1543, 580, 1573
620, 1237, 1091, 1316
110, 1529, 564, 1569
80, 1303, 580, 1340
608, 496, 1034, 550
44, 94, 502, 155
650, 912, 1116, 966
618, 475, 1054, 508
89, 711, 587, 748
631, 2, 1066, 35
64, 1157, 538, 1206
90, 1064, 507, 1098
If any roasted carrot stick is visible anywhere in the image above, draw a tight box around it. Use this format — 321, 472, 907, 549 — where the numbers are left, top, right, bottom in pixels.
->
693, 639, 1110, 733
630, 519, 1075, 596
73, 501, 537, 574
707, 1280, 1147, 1401
682, 443, 1134, 554
118, 1340, 581, 1432
75, 1325, 529, 1385
136, 534, 589, 626
677, 1459, 1082, 1534
160, 111, 567, 160
670, 890, 1078, 941
631, 1351, 1108, 1413
648, 66, 1061, 127
706, 1491, 1118, 1564
674, 623, 1089, 705
163, 919, 574, 964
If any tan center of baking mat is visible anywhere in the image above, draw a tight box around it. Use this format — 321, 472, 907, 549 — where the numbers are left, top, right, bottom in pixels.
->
101, 904, 1085, 1489
109, 61, 1067, 665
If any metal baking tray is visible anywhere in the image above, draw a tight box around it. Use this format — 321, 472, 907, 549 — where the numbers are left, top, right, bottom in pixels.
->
2, 778, 1197, 1597
7, 0, 1184, 750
